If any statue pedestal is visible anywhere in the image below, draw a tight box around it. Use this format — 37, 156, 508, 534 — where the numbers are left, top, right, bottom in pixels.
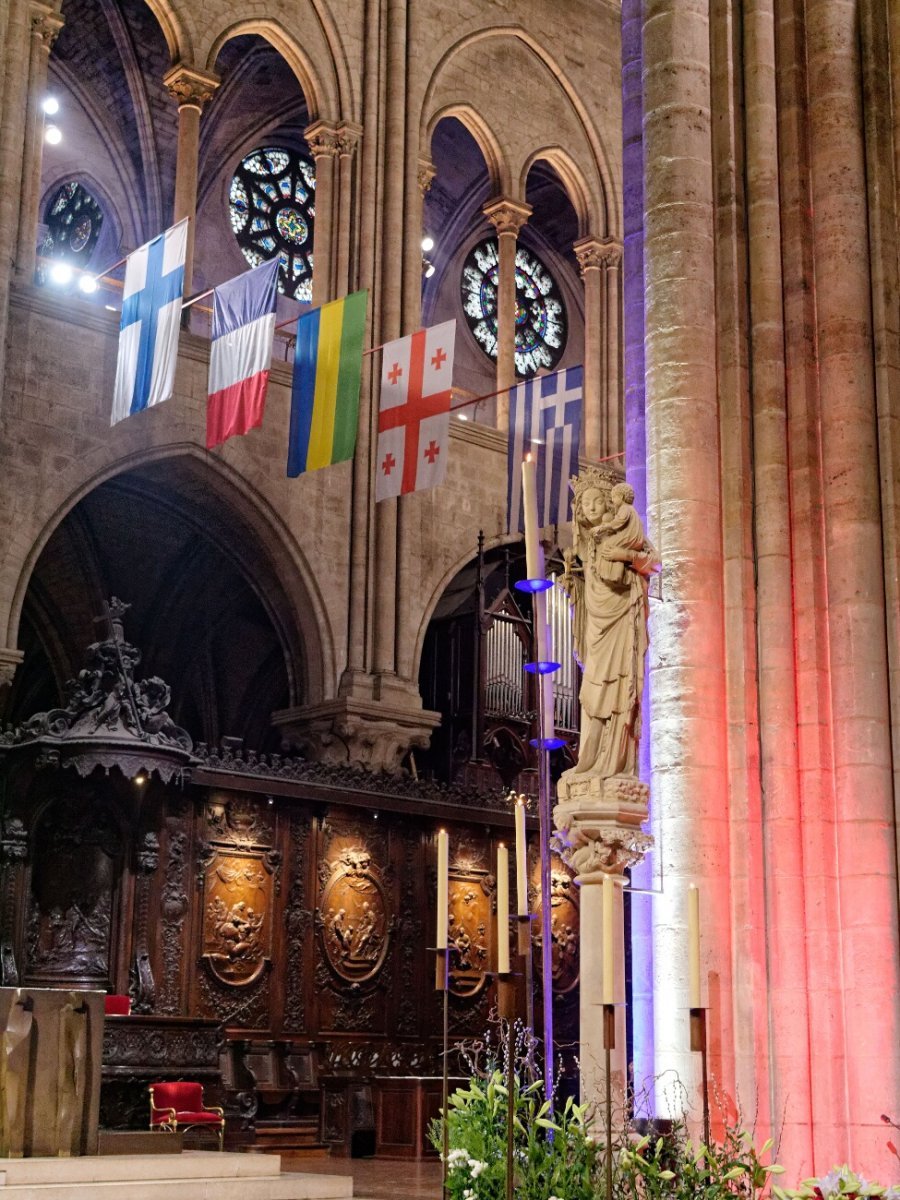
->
553, 773, 652, 1116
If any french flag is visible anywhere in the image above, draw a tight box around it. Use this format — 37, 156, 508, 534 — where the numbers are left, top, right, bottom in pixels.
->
206, 257, 280, 448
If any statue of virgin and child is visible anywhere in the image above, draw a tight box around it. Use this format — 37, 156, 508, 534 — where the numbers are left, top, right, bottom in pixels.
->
559, 470, 658, 783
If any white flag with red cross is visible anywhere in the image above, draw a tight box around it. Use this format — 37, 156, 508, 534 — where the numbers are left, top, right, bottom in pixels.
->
375, 320, 456, 502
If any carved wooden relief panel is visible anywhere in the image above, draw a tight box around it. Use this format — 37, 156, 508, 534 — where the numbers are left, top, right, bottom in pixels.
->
315, 816, 394, 1035
25, 793, 122, 985
447, 832, 490, 1001
201, 851, 273, 986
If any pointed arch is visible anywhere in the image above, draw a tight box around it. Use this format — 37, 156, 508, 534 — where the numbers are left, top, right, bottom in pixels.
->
7, 446, 335, 709
521, 146, 596, 240
205, 16, 346, 122
425, 104, 511, 196
420, 25, 618, 237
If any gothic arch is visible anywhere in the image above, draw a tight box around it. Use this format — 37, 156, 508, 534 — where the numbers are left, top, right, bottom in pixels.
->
425, 104, 510, 196
140, 0, 191, 65
205, 14, 348, 123
411, 530, 524, 688
7, 447, 335, 711
521, 147, 596, 240
419, 25, 618, 236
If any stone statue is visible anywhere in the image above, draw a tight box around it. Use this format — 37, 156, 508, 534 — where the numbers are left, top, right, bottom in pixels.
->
560, 471, 658, 780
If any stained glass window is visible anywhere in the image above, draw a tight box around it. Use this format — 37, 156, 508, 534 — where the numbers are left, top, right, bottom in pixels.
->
460, 239, 567, 377
40, 181, 103, 265
229, 146, 316, 301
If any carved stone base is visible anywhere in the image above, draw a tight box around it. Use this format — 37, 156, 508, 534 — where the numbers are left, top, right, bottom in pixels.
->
553, 772, 652, 882
0, 647, 24, 689
272, 693, 441, 774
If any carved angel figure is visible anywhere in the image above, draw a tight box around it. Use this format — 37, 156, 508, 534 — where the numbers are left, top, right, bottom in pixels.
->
560, 473, 658, 780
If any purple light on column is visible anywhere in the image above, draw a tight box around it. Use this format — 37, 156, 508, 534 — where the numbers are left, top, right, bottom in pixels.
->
622, 0, 654, 1115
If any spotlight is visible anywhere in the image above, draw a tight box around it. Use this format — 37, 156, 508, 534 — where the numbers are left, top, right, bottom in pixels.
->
424, 261, 435, 279
457, 412, 468, 421
49, 261, 73, 285
42, 96, 60, 115
133, 771, 148, 786
78, 274, 98, 294
421, 235, 434, 253
105, 304, 117, 312
44, 124, 62, 145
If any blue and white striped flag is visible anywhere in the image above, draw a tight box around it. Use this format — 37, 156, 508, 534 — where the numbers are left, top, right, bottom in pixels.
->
111, 219, 187, 424
506, 365, 583, 533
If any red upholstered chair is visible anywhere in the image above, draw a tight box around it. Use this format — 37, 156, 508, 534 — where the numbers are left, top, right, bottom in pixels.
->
149, 1082, 225, 1150
104, 994, 131, 1016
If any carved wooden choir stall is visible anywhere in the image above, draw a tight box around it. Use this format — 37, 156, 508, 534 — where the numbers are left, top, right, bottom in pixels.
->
0, 601, 580, 1155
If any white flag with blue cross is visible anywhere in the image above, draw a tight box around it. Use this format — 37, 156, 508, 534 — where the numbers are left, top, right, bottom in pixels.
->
111, 220, 188, 425
506, 365, 583, 533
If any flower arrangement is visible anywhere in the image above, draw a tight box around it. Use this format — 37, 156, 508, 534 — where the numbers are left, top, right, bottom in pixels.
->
776, 1166, 900, 1200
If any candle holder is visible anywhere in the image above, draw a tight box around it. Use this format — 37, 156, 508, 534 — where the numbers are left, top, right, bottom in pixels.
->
690, 1006, 711, 1149
603, 1003, 616, 1200
434, 947, 450, 1199
497, 972, 518, 1200
514, 577, 553, 593
523, 659, 561, 674
514, 912, 535, 1037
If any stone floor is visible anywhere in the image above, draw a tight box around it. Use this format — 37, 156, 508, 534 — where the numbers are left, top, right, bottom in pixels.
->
282, 1156, 443, 1200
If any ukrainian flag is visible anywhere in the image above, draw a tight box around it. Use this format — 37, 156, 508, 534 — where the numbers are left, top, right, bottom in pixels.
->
287, 290, 368, 476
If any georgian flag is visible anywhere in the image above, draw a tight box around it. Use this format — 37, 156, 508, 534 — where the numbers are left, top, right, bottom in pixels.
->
375, 321, 456, 501
111, 220, 187, 424
506, 366, 584, 532
206, 258, 279, 448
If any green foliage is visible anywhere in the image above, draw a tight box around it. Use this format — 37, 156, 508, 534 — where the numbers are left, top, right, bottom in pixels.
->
619, 1127, 784, 1200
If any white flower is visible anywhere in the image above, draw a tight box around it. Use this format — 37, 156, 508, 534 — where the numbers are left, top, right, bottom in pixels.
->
469, 1160, 487, 1178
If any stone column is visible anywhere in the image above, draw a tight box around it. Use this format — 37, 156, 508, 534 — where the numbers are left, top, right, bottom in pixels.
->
601, 241, 623, 457
305, 119, 339, 306
642, 0, 733, 1119
554, 779, 652, 1109
163, 64, 219, 298
15, 2, 64, 282
806, 0, 900, 1170
574, 237, 604, 461
483, 198, 530, 430
334, 123, 362, 296
743, 0, 812, 1171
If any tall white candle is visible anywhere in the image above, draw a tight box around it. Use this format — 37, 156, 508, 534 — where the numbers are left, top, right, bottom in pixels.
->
521, 458, 541, 582
688, 883, 701, 1008
514, 799, 528, 915
532, 546, 551, 664
436, 830, 449, 950
602, 873, 615, 1004
496, 844, 510, 974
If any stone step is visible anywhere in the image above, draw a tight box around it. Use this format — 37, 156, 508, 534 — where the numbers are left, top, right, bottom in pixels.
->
0, 1176, 348, 1200
0, 1152, 278, 1186
0, 1156, 353, 1200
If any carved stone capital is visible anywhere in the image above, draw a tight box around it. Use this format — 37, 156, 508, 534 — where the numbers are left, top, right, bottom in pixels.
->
417, 158, 436, 196
30, 4, 64, 51
0, 647, 24, 689
163, 64, 220, 110
553, 772, 652, 882
335, 122, 362, 157
304, 119, 341, 159
573, 236, 607, 276
483, 196, 532, 237
596, 238, 623, 271
273, 696, 441, 774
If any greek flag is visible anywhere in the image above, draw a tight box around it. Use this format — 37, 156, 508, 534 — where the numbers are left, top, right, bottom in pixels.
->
506, 366, 583, 533
111, 220, 187, 424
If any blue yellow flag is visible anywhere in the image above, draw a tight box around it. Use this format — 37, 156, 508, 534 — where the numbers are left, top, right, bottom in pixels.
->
287, 290, 368, 476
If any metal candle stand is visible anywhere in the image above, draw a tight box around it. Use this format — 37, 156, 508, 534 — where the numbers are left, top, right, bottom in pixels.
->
435, 947, 450, 1200
690, 1007, 712, 1149
498, 967, 518, 1200
603, 1002, 615, 1200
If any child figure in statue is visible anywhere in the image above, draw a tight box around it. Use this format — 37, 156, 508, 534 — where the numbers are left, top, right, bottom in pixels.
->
561, 473, 658, 780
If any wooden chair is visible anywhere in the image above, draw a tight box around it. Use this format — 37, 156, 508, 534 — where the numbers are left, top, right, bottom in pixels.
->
149, 1082, 224, 1150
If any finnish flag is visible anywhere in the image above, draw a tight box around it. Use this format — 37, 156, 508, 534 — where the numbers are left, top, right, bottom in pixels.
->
506, 366, 583, 533
111, 220, 188, 424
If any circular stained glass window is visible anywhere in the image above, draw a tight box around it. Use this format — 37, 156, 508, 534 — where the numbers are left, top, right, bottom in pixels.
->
460, 239, 567, 377
40, 181, 103, 265
229, 146, 316, 301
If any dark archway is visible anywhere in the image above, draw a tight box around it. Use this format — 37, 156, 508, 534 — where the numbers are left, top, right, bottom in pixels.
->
8, 458, 310, 753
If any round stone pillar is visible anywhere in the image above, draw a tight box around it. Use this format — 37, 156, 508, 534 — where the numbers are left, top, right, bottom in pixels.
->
601, 242, 623, 456
483, 197, 531, 431
15, 2, 64, 281
573, 237, 604, 461
163, 64, 219, 298
806, 0, 900, 1169
641, 0, 733, 1121
305, 120, 339, 306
